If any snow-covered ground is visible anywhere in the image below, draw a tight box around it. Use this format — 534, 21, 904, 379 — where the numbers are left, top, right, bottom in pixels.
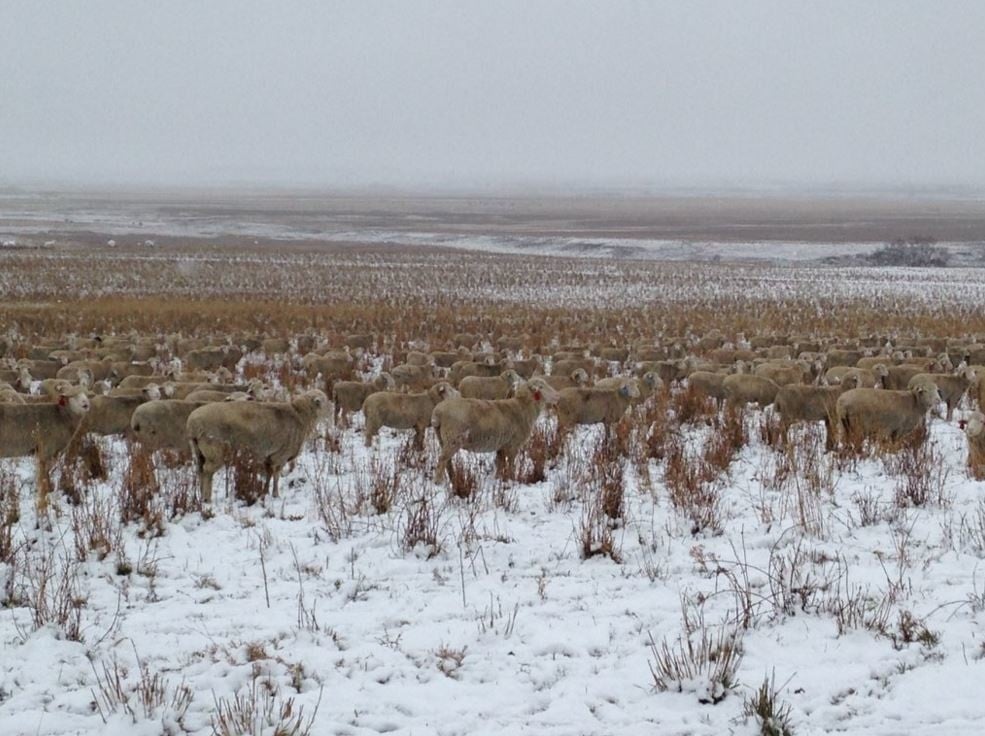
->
3, 397, 985, 735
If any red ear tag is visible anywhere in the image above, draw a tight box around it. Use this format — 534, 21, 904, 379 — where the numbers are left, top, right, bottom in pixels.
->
58, 395, 67, 407
533, 390, 542, 401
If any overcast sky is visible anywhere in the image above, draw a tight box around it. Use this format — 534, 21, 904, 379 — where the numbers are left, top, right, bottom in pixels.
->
2, 1, 984, 191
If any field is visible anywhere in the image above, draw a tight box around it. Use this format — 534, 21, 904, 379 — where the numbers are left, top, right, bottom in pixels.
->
2, 192, 985, 735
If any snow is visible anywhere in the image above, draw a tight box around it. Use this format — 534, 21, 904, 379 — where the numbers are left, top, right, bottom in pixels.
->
3, 401, 985, 735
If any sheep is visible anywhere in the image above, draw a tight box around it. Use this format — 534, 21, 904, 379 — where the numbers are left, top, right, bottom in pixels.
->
964, 411, 985, 480
431, 348, 471, 368
185, 345, 243, 372
543, 368, 590, 391
448, 358, 507, 386
552, 357, 597, 379
184, 389, 253, 403
496, 335, 525, 353
130, 399, 209, 453
302, 350, 353, 383
598, 347, 629, 363
723, 373, 780, 408
57, 358, 113, 382
901, 354, 948, 372
510, 357, 543, 379
908, 368, 975, 421
634, 347, 669, 362
0, 388, 91, 507
764, 345, 793, 360
118, 374, 175, 390
826, 349, 863, 368
431, 378, 560, 484
0, 367, 20, 384
643, 359, 689, 385
162, 382, 243, 400
754, 361, 811, 387
555, 378, 641, 434
682, 356, 720, 375
879, 363, 933, 391
362, 382, 459, 449
0, 387, 25, 404
80, 386, 161, 437
345, 333, 375, 351
836, 383, 940, 444
107, 383, 162, 400
0, 365, 33, 393
451, 333, 481, 348
330, 373, 395, 421
21, 359, 62, 379
39, 378, 77, 399
261, 337, 291, 355
856, 354, 897, 370
109, 361, 155, 380
774, 374, 860, 449
405, 350, 434, 367
637, 371, 665, 399
597, 371, 663, 401
391, 363, 436, 392
187, 389, 331, 502
825, 366, 882, 388
686, 371, 728, 406
459, 370, 522, 400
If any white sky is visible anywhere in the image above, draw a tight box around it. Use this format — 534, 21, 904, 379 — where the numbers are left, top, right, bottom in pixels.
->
2, 1, 984, 190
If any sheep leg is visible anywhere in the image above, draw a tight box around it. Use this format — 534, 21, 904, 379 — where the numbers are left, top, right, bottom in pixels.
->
434, 447, 456, 484
363, 422, 378, 448
434, 432, 462, 484
413, 423, 425, 451
496, 449, 517, 481
494, 450, 507, 480
35, 456, 52, 516
268, 461, 282, 498
822, 417, 836, 451
191, 439, 218, 503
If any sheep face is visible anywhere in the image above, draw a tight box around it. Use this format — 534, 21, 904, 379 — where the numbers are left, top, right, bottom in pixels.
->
502, 370, 522, 387
300, 389, 332, 419
966, 412, 985, 439
618, 380, 641, 400
429, 382, 460, 402
913, 383, 941, 410
143, 384, 161, 400
59, 391, 90, 417
521, 379, 560, 405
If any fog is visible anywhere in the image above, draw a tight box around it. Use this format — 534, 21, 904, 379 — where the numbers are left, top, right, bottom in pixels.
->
2, 1, 984, 190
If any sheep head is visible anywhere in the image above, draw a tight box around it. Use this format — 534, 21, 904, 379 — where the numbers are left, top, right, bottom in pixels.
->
912, 382, 941, 410
58, 390, 90, 416
965, 412, 985, 438
429, 382, 459, 403
520, 378, 560, 406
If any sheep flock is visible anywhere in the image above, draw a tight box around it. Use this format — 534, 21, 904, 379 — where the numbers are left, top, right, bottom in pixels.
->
4, 247, 985, 733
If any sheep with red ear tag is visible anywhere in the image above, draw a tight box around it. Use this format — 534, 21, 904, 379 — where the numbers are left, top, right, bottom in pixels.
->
431, 377, 560, 484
